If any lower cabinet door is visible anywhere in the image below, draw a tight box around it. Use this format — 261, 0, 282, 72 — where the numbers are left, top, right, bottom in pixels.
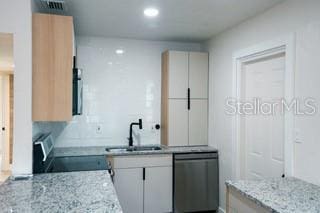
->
189, 99, 208, 146
168, 99, 189, 146
144, 166, 173, 213
114, 168, 144, 213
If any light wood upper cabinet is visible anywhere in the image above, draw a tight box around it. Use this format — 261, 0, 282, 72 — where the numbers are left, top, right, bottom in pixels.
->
32, 13, 73, 121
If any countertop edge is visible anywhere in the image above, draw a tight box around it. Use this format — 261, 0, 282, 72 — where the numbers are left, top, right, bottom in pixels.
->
53, 145, 218, 157
226, 181, 278, 213
0, 170, 123, 213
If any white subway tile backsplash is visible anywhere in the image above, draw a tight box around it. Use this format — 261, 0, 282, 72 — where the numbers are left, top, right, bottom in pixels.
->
34, 36, 202, 147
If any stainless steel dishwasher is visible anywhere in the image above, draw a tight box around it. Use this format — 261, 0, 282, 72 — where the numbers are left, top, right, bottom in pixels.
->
174, 152, 219, 212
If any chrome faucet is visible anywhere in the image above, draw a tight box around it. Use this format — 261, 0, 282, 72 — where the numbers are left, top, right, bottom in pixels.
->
128, 119, 143, 147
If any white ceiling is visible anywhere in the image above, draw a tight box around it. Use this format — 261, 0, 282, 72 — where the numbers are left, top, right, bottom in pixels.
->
0, 33, 14, 71
40, 0, 284, 42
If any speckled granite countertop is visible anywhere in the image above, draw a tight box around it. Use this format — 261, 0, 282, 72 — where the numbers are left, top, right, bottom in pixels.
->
226, 177, 320, 213
54, 145, 217, 157
0, 171, 122, 213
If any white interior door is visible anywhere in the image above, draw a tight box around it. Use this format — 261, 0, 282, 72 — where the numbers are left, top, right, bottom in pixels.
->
189, 99, 208, 146
168, 99, 188, 146
144, 166, 172, 213
0, 76, 3, 171
114, 168, 144, 213
168, 51, 188, 99
241, 53, 285, 180
189, 52, 208, 99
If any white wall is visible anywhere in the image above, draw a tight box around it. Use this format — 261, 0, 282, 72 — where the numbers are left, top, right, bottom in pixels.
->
39, 36, 202, 147
0, 0, 32, 175
204, 0, 320, 210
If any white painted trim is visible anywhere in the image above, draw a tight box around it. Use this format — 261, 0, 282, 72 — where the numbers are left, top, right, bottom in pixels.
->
232, 34, 295, 180
0, 75, 11, 172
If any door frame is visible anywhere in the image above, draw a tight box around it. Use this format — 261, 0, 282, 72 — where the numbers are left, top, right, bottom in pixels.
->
231, 34, 295, 180
0, 74, 11, 171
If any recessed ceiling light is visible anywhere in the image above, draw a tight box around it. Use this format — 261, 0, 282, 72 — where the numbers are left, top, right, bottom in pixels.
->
116, 49, 124, 55
144, 8, 159, 18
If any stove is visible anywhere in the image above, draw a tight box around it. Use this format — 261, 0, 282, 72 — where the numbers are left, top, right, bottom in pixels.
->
33, 133, 108, 174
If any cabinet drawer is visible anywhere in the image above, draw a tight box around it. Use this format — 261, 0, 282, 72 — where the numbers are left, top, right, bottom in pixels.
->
110, 154, 172, 169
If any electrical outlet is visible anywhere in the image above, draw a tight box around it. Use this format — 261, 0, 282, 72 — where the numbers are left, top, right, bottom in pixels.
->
96, 125, 103, 134
294, 128, 302, 143
150, 123, 161, 133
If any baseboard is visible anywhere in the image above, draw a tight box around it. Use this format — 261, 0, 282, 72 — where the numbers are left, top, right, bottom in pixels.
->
218, 206, 226, 213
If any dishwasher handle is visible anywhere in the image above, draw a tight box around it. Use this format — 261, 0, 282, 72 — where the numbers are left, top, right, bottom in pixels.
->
175, 158, 218, 164
174, 152, 218, 161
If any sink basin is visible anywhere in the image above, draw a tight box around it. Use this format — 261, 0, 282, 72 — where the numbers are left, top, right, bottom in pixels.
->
105, 146, 162, 153
127, 146, 162, 152
105, 148, 128, 153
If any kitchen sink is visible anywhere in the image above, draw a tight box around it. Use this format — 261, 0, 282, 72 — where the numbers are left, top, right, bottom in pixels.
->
105, 145, 162, 153
128, 146, 162, 151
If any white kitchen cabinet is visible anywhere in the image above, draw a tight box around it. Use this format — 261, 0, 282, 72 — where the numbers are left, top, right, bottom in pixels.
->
168, 51, 189, 99
144, 166, 173, 213
109, 155, 173, 213
189, 99, 208, 146
162, 51, 208, 147
189, 52, 208, 99
113, 168, 144, 213
168, 99, 189, 146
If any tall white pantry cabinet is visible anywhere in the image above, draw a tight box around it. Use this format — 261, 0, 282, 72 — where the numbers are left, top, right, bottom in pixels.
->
161, 51, 208, 147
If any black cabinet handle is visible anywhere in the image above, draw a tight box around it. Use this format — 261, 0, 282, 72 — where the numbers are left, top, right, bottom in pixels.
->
143, 168, 146, 180
187, 88, 190, 110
